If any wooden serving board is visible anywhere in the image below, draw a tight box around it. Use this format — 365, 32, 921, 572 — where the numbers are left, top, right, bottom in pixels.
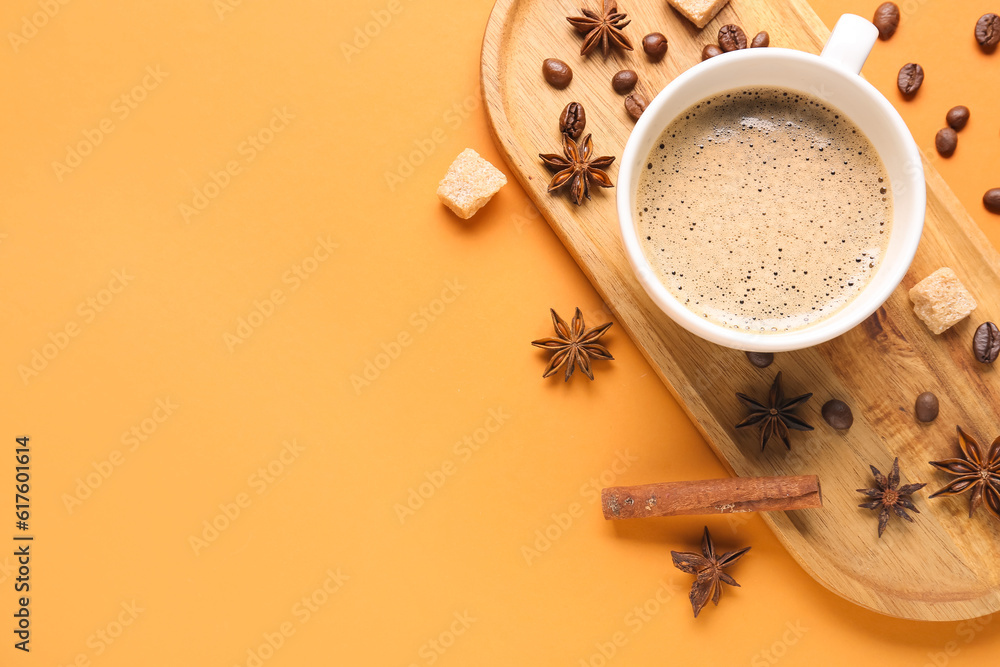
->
482, 0, 1000, 621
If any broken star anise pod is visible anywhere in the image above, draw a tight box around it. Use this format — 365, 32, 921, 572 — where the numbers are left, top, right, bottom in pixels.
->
531, 307, 613, 381
928, 426, 1000, 519
671, 526, 750, 618
735, 372, 813, 451
566, 0, 634, 57
539, 134, 615, 206
857, 457, 926, 538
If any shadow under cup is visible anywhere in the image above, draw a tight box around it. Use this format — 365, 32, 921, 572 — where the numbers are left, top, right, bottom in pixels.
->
618, 48, 926, 353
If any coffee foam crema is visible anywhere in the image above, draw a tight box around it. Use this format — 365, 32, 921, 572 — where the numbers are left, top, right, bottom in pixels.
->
636, 87, 892, 333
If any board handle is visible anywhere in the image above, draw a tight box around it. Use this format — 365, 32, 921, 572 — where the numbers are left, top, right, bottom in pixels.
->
820, 14, 879, 75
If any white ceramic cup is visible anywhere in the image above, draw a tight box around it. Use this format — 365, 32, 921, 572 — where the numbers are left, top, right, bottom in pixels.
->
617, 14, 925, 352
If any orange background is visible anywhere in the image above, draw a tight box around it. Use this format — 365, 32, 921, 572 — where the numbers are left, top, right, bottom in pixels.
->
2, 0, 1000, 664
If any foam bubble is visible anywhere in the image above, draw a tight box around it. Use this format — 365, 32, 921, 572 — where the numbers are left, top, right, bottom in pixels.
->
635, 87, 892, 334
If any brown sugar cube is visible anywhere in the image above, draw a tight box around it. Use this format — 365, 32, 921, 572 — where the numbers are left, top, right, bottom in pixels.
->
909, 267, 977, 334
666, 0, 732, 29
436, 148, 507, 219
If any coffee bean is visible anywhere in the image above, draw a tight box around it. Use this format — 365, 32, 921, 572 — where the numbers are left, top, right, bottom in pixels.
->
625, 92, 647, 121
744, 351, 773, 368
935, 128, 957, 157
975, 13, 1000, 50
822, 399, 854, 430
985, 188, 1000, 214
702, 44, 724, 60
542, 58, 572, 89
612, 69, 638, 94
718, 24, 747, 51
873, 3, 900, 41
559, 102, 586, 140
915, 391, 939, 423
973, 322, 1000, 363
897, 63, 924, 96
642, 33, 668, 60
750, 31, 769, 48
946, 105, 970, 131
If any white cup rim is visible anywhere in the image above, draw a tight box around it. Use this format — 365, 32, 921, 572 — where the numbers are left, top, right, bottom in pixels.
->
617, 45, 925, 352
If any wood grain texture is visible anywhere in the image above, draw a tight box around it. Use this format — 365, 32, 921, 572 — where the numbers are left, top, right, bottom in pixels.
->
602, 475, 822, 519
482, 0, 1000, 620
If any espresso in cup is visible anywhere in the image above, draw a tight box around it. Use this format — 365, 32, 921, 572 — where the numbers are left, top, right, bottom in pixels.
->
635, 86, 892, 333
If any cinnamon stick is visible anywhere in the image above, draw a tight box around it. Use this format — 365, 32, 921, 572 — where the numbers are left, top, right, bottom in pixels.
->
601, 475, 822, 520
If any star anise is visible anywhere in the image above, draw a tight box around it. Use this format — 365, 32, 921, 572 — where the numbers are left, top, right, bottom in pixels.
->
531, 308, 613, 381
566, 0, 634, 57
539, 134, 615, 206
857, 457, 926, 537
735, 372, 813, 451
928, 426, 1000, 519
671, 526, 750, 618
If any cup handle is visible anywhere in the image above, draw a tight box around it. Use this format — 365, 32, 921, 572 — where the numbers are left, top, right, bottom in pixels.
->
820, 14, 879, 75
